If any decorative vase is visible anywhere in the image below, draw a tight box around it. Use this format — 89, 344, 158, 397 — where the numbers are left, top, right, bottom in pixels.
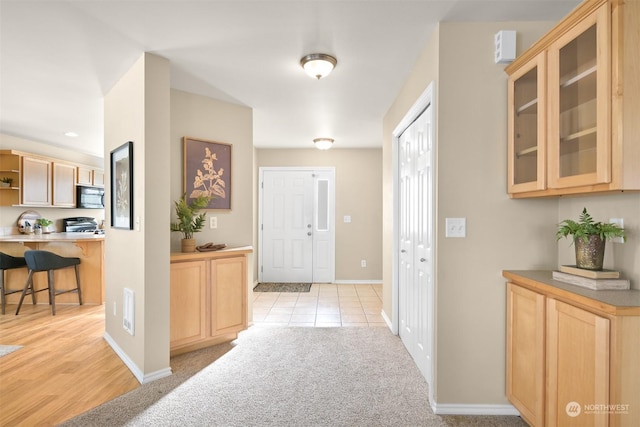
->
181, 238, 196, 253
575, 235, 605, 270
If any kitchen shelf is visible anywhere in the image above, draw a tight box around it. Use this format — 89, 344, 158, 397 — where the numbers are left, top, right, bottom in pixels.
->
560, 126, 597, 143
516, 146, 539, 158
516, 98, 538, 115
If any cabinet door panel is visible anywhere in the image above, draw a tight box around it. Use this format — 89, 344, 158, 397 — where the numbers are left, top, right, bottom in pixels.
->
53, 162, 76, 207
548, 3, 611, 189
21, 156, 51, 206
508, 52, 547, 193
507, 283, 545, 426
170, 261, 208, 347
77, 166, 92, 186
547, 298, 609, 427
211, 257, 246, 335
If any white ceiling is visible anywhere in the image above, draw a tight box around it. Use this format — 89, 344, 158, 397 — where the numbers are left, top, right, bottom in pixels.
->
0, 0, 579, 157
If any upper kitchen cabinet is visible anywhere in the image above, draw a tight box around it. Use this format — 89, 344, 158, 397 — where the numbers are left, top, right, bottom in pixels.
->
508, 52, 546, 193
77, 165, 105, 187
52, 162, 76, 207
505, 0, 640, 198
22, 155, 52, 206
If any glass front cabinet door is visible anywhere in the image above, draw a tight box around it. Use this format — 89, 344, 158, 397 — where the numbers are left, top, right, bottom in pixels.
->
508, 53, 546, 194
547, 3, 611, 189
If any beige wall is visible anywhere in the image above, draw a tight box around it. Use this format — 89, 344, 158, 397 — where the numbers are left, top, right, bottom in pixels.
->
558, 193, 640, 289
256, 148, 382, 282
0, 133, 105, 234
104, 53, 171, 380
169, 89, 254, 251
383, 21, 560, 407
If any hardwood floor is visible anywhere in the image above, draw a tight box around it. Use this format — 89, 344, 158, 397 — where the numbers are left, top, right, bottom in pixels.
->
0, 303, 139, 427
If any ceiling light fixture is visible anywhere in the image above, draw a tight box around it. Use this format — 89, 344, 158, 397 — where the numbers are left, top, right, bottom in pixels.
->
313, 137, 334, 150
64, 131, 79, 137
300, 53, 337, 79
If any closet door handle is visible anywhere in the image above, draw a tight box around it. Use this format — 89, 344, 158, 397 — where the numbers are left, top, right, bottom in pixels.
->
420, 258, 426, 262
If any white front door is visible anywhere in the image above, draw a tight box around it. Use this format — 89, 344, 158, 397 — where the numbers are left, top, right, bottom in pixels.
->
260, 168, 335, 283
396, 83, 435, 386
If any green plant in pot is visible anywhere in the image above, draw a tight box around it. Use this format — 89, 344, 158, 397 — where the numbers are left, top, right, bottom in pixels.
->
170, 194, 210, 252
1, 177, 12, 187
556, 208, 626, 271
35, 218, 53, 234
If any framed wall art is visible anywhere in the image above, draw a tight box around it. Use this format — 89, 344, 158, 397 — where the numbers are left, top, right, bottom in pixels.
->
183, 137, 231, 210
110, 141, 134, 229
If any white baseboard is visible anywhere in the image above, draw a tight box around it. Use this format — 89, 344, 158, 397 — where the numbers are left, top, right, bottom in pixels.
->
381, 309, 393, 331
332, 280, 382, 285
103, 332, 172, 384
431, 401, 520, 416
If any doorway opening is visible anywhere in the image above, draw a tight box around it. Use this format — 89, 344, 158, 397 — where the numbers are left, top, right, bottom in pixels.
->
258, 167, 335, 284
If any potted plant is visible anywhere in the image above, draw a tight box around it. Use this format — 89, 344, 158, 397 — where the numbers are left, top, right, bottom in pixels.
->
170, 194, 211, 252
36, 218, 54, 234
556, 208, 626, 271
1, 177, 12, 187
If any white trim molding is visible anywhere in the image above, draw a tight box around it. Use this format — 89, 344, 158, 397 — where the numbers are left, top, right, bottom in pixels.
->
104, 332, 172, 384
332, 280, 383, 285
431, 401, 520, 416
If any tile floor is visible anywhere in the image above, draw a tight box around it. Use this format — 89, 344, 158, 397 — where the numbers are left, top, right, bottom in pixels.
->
252, 283, 386, 327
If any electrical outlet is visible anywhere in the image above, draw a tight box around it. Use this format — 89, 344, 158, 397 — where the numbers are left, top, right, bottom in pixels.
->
609, 218, 624, 243
210, 216, 217, 229
113, 301, 117, 316
361, 259, 367, 268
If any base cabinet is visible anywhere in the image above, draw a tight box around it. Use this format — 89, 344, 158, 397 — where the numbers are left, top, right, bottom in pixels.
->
504, 271, 640, 427
170, 248, 250, 356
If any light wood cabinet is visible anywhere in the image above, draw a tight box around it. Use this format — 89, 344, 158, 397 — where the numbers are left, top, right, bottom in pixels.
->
22, 155, 52, 206
506, 0, 640, 197
504, 271, 640, 427
546, 298, 610, 427
170, 247, 251, 356
77, 166, 105, 187
52, 162, 76, 207
506, 283, 545, 426
0, 149, 103, 207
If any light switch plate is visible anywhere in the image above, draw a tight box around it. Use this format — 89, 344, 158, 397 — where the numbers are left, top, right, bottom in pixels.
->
344, 215, 351, 223
445, 218, 466, 238
210, 216, 218, 229
609, 218, 624, 243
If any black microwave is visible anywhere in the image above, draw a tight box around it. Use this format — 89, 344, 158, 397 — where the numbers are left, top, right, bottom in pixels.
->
76, 186, 105, 209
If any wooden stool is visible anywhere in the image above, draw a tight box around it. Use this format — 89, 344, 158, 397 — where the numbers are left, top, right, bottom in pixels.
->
0, 253, 32, 315
16, 250, 83, 315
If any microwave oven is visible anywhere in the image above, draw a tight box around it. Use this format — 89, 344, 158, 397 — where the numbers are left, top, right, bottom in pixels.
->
76, 186, 105, 209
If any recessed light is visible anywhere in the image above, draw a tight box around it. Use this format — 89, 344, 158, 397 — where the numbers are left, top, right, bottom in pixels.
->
64, 131, 79, 137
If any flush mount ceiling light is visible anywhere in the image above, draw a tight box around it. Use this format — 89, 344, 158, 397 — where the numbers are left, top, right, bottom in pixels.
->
300, 53, 337, 79
64, 131, 78, 137
313, 137, 334, 150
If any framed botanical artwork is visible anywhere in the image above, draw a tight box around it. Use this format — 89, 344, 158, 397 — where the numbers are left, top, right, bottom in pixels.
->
183, 137, 231, 210
110, 141, 133, 229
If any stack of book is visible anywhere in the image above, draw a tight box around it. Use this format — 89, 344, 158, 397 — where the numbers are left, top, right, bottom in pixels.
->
552, 265, 630, 290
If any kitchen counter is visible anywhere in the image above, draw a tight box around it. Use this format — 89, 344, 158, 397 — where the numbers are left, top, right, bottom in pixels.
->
503, 270, 640, 316
0, 234, 105, 306
0, 232, 104, 242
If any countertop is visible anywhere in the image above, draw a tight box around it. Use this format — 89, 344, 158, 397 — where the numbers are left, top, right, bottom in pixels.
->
503, 270, 640, 316
171, 245, 253, 262
0, 232, 105, 242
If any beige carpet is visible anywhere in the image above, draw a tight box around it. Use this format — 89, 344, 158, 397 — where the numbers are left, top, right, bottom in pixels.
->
61, 327, 526, 426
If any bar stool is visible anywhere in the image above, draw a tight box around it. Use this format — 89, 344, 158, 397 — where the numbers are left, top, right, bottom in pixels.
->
0, 253, 33, 315
16, 250, 83, 315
